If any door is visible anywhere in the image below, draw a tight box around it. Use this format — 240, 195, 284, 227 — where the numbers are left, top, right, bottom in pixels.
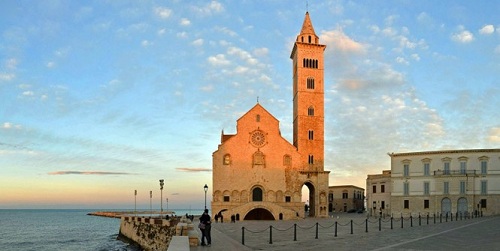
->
457, 197, 468, 214
441, 198, 451, 214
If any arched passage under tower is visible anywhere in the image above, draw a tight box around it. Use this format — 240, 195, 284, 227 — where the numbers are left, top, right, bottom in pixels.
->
302, 182, 316, 217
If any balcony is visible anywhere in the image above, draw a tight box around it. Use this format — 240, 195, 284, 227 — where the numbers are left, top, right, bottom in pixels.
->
433, 170, 477, 176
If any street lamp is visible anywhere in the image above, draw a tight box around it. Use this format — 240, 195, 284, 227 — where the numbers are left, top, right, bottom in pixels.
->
150, 190, 152, 218
134, 190, 137, 217
204, 184, 208, 209
159, 179, 164, 215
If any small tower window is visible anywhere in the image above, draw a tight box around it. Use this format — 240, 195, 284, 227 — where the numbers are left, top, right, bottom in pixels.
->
256, 114, 260, 122
307, 78, 315, 89
308, 106, 314, 116
308, 155, 314, 164
308, 35, 311, 43
308, 130, 314, 140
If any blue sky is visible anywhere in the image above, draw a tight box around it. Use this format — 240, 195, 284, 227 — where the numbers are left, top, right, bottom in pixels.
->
0, 0, 498, 209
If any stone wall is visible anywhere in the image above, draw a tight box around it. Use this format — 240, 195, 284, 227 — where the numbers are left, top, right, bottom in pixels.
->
118, 216, 199, 251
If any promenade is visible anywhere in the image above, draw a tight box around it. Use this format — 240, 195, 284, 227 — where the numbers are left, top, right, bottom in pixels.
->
191, 213, 500, 251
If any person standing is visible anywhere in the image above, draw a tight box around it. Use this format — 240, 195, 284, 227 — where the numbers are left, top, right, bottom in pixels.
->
199, 209, 212, 246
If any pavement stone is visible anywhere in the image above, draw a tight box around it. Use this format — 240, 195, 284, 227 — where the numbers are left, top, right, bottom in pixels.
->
190, 213, 499, 251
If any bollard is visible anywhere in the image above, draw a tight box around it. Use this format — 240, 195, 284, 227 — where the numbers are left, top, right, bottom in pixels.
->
242, 227, 245, 245
269, 226, 273, 244
294, 224, 297, 241
391, 217, 393, 229
401, 216, 404, 228
419, 214, 421, 226
315, 222, 319, 239
334, 221, 338, 237
456, 212, 458, 221
410, 215, 413, 227
350, 220, 353, 234
378, 217, 381, 231
451, 212, 453, 221
365, 219, 368, 233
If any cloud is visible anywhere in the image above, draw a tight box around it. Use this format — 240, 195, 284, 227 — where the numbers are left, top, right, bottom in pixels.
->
396, 56, 409, 65
321, 28, 366, 54
191, 1, 224, 16
176, 167, 212, 172
180, 18, 191, 26
154, 7, 172, 19
207, 54, 230, 66
2, 122, 22, 130
451, 29, 474, 43
48, 171, 134, 175
192, 38, 204, 46
479, 24, 494, 35
0, 73, 15, 81
488, 127, 500, 143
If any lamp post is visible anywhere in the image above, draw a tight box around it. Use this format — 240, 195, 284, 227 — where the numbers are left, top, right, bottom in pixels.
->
204, 184, 208, 209
150, 190, 152, 218
134, 190, 137, 217
166, 198, 169, 211
159, 179, 164, 216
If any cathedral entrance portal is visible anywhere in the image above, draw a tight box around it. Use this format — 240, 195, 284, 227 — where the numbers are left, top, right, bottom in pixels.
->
302, 182, 316, 217
243, 208, 275, 220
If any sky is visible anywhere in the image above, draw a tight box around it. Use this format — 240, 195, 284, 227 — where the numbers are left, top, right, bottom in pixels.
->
0, 0, 499, 210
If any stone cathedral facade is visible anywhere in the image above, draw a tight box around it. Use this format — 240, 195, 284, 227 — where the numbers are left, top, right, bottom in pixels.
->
212, 12, 330, 220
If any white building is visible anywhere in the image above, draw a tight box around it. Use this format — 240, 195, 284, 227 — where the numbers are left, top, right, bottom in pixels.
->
367, 149, 500, 217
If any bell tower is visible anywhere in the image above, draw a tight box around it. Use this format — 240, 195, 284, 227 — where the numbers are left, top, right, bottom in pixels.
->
290, 12, 326, 171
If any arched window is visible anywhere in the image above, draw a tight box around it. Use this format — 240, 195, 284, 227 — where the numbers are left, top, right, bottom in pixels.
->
308, 106, 314, 116
256, 114, 260, 122
308, 130, 314, 140
223, 154, 231, 165
252, 187, 263, 201
307, 78, 315, 89
308, 35, 311, 43
308, 155, 314, 164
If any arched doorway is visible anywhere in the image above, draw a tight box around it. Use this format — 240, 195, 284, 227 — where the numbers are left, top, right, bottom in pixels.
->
457, 197, 468, 214
441, 198, 451, 215
244, 208, 275, 220
302, 182, 316, 217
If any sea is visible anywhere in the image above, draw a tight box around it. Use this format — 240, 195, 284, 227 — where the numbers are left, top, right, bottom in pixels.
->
0, 209, 201, 251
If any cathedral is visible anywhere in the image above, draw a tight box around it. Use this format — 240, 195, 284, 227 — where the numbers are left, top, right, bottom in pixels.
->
211, 12, 330, 220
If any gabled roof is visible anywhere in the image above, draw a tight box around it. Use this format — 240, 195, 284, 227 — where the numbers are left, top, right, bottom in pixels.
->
236, 102, 279, 124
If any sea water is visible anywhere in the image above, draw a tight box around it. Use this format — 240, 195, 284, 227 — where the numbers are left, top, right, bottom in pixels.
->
0, 209, 202, 251
0, 209, 135, 251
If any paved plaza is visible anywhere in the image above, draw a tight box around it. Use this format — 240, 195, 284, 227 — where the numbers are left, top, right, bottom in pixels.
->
191, 213, 500, 251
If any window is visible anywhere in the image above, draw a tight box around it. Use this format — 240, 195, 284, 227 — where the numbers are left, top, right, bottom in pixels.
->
381, 184, 385, 193
283, 155, 291, 167
285, 196, 291, 202
256, 114, 260, 122
481, 199, 487, 208
308, 106, 314, 116
481, 161, 487, 174
404, 200, 409, 209
481, 180, 487, 195
308, 155, 314, 164
373, 185, 377, 193
460, 181, 466, 194
444, 182, 449, 194
403, 164, 409, 177
223, 154, 231, 165
308, 130, 314, 140
342, 191, 348, 199
444, 162, 450, 175
403, 182, 409, 196
224, 196, 230, 202
307, 78, 315, 89
424, 200, 430, 209
424, 182, 430, 196
424, 163, 430, 176
460, 161, 467, 174
328, 193, 334, 202
381, 201, 385, 209
252, 187, 263, 201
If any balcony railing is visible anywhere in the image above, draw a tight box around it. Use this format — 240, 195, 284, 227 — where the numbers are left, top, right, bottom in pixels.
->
433, 170, 477, 176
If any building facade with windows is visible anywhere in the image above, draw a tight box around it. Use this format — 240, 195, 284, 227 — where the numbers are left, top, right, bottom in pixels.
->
328, 185, 365, 213
366, 170, 391, 217
211, 12, 330, 220
388, 149, 500, 216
